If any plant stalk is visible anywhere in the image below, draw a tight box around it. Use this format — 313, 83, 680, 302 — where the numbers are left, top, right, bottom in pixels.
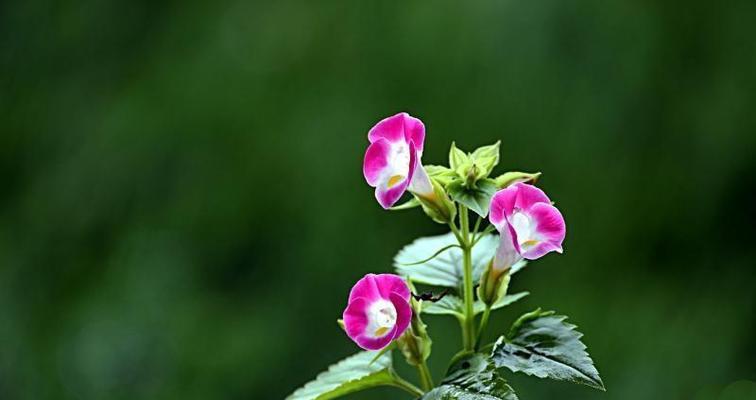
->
459, 205, 476, 351
391, 375, 425, 397
475, 306, 492, 350
416, 361, 434, 392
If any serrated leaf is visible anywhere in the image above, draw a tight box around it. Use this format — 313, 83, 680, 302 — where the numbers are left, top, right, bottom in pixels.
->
287, 351, 395, 400
422, 293, 529, 318
395, 233, 498, 289
421, 353, 518, 400
491, 309, 605, 391
448, 179, 498, 217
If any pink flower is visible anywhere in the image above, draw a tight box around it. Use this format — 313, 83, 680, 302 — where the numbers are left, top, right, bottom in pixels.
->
363, 112, 434, 209
342, 274, 412, 350
489, 183, 566, 266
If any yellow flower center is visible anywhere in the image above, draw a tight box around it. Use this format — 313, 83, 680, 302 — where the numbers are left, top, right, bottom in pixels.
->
387, 174, 404, 188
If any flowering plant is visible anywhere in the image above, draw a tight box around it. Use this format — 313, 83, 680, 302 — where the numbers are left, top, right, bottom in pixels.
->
288, 113, 604, 399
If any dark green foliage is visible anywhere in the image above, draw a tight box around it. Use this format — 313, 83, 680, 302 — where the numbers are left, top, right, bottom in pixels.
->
447, 179, 498, 218
492, 309, 604, 390
421, 354, 518, 400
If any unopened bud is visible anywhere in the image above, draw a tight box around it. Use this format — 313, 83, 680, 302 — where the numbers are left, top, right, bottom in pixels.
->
415, 178, 456, 224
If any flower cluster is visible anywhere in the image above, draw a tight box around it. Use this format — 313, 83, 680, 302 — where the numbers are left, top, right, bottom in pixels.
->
289, 112, 602, 400
347, 112, 566, 351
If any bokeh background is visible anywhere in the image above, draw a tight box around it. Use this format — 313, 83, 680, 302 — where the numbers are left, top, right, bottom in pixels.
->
2, 0, 755, 399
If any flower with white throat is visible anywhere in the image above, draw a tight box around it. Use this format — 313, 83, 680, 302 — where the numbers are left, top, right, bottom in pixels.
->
342, 274, 412, 350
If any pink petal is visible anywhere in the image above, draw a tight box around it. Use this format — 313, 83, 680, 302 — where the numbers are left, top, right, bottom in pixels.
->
521, 240, 562, 260
493, 222, 521, 270
343, 298, 391, 350
348, 274, 382, 303
363, 139, 391, 186
489, 187, 517, 228
373, 274, 411, 301
343, 297, 369, 340
408, 162, 433, 197
490, 189, 524, 255
512, 183, 551, 211
402, 115, 425, 153
389, 292, 412, 339
343, 275, 412, 350
375, 179, 410, 209
405, 140, 418, 187
490, 183, 553, 225
373, 141, 417, 209
367, 112, 426, 153
490, 183, 552, 232
344, 297, 394, 350
349, 292, 411, 350
522, 202, 565, 259
348, 273, 410, 302
353, 329, 395, 350
344, 296, 403, 350
368, 113, 407, 144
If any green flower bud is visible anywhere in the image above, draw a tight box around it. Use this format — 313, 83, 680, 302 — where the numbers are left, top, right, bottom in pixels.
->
494, 171, 541, 189
478, 259, 511, 308
415, 178, 457, 224
470, 141, 500, 180
397, 283, 432, 366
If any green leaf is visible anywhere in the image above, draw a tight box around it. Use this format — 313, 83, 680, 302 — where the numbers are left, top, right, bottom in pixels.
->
425, 165, 458, 187
394, 233, 498, 289
493, 171, 541, 189
470, 141, 501, 179
390, 197, 421, 210
479, 291, 529, 313
421, 295, 465, 318
286, 351, 396, 400
369, 343, 395, 366
449, 142, 472, 173
421, 353, 519, 400
510, 259, 528, 275
491, 309, 605, 391
422, 292, 529, 318
447, 179, 498, 217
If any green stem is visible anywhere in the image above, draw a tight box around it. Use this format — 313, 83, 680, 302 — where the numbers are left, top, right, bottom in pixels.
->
471, 224, 496, 247
471, 215, 482, 241
475, 306, 492, 350
416, 361, 434, 391
459, 206, 476, 351
448, 220, 463, 244
391, 375, 425, 397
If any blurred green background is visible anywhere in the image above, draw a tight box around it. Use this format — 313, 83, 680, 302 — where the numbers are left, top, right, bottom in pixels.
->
2, 0, 755, 399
